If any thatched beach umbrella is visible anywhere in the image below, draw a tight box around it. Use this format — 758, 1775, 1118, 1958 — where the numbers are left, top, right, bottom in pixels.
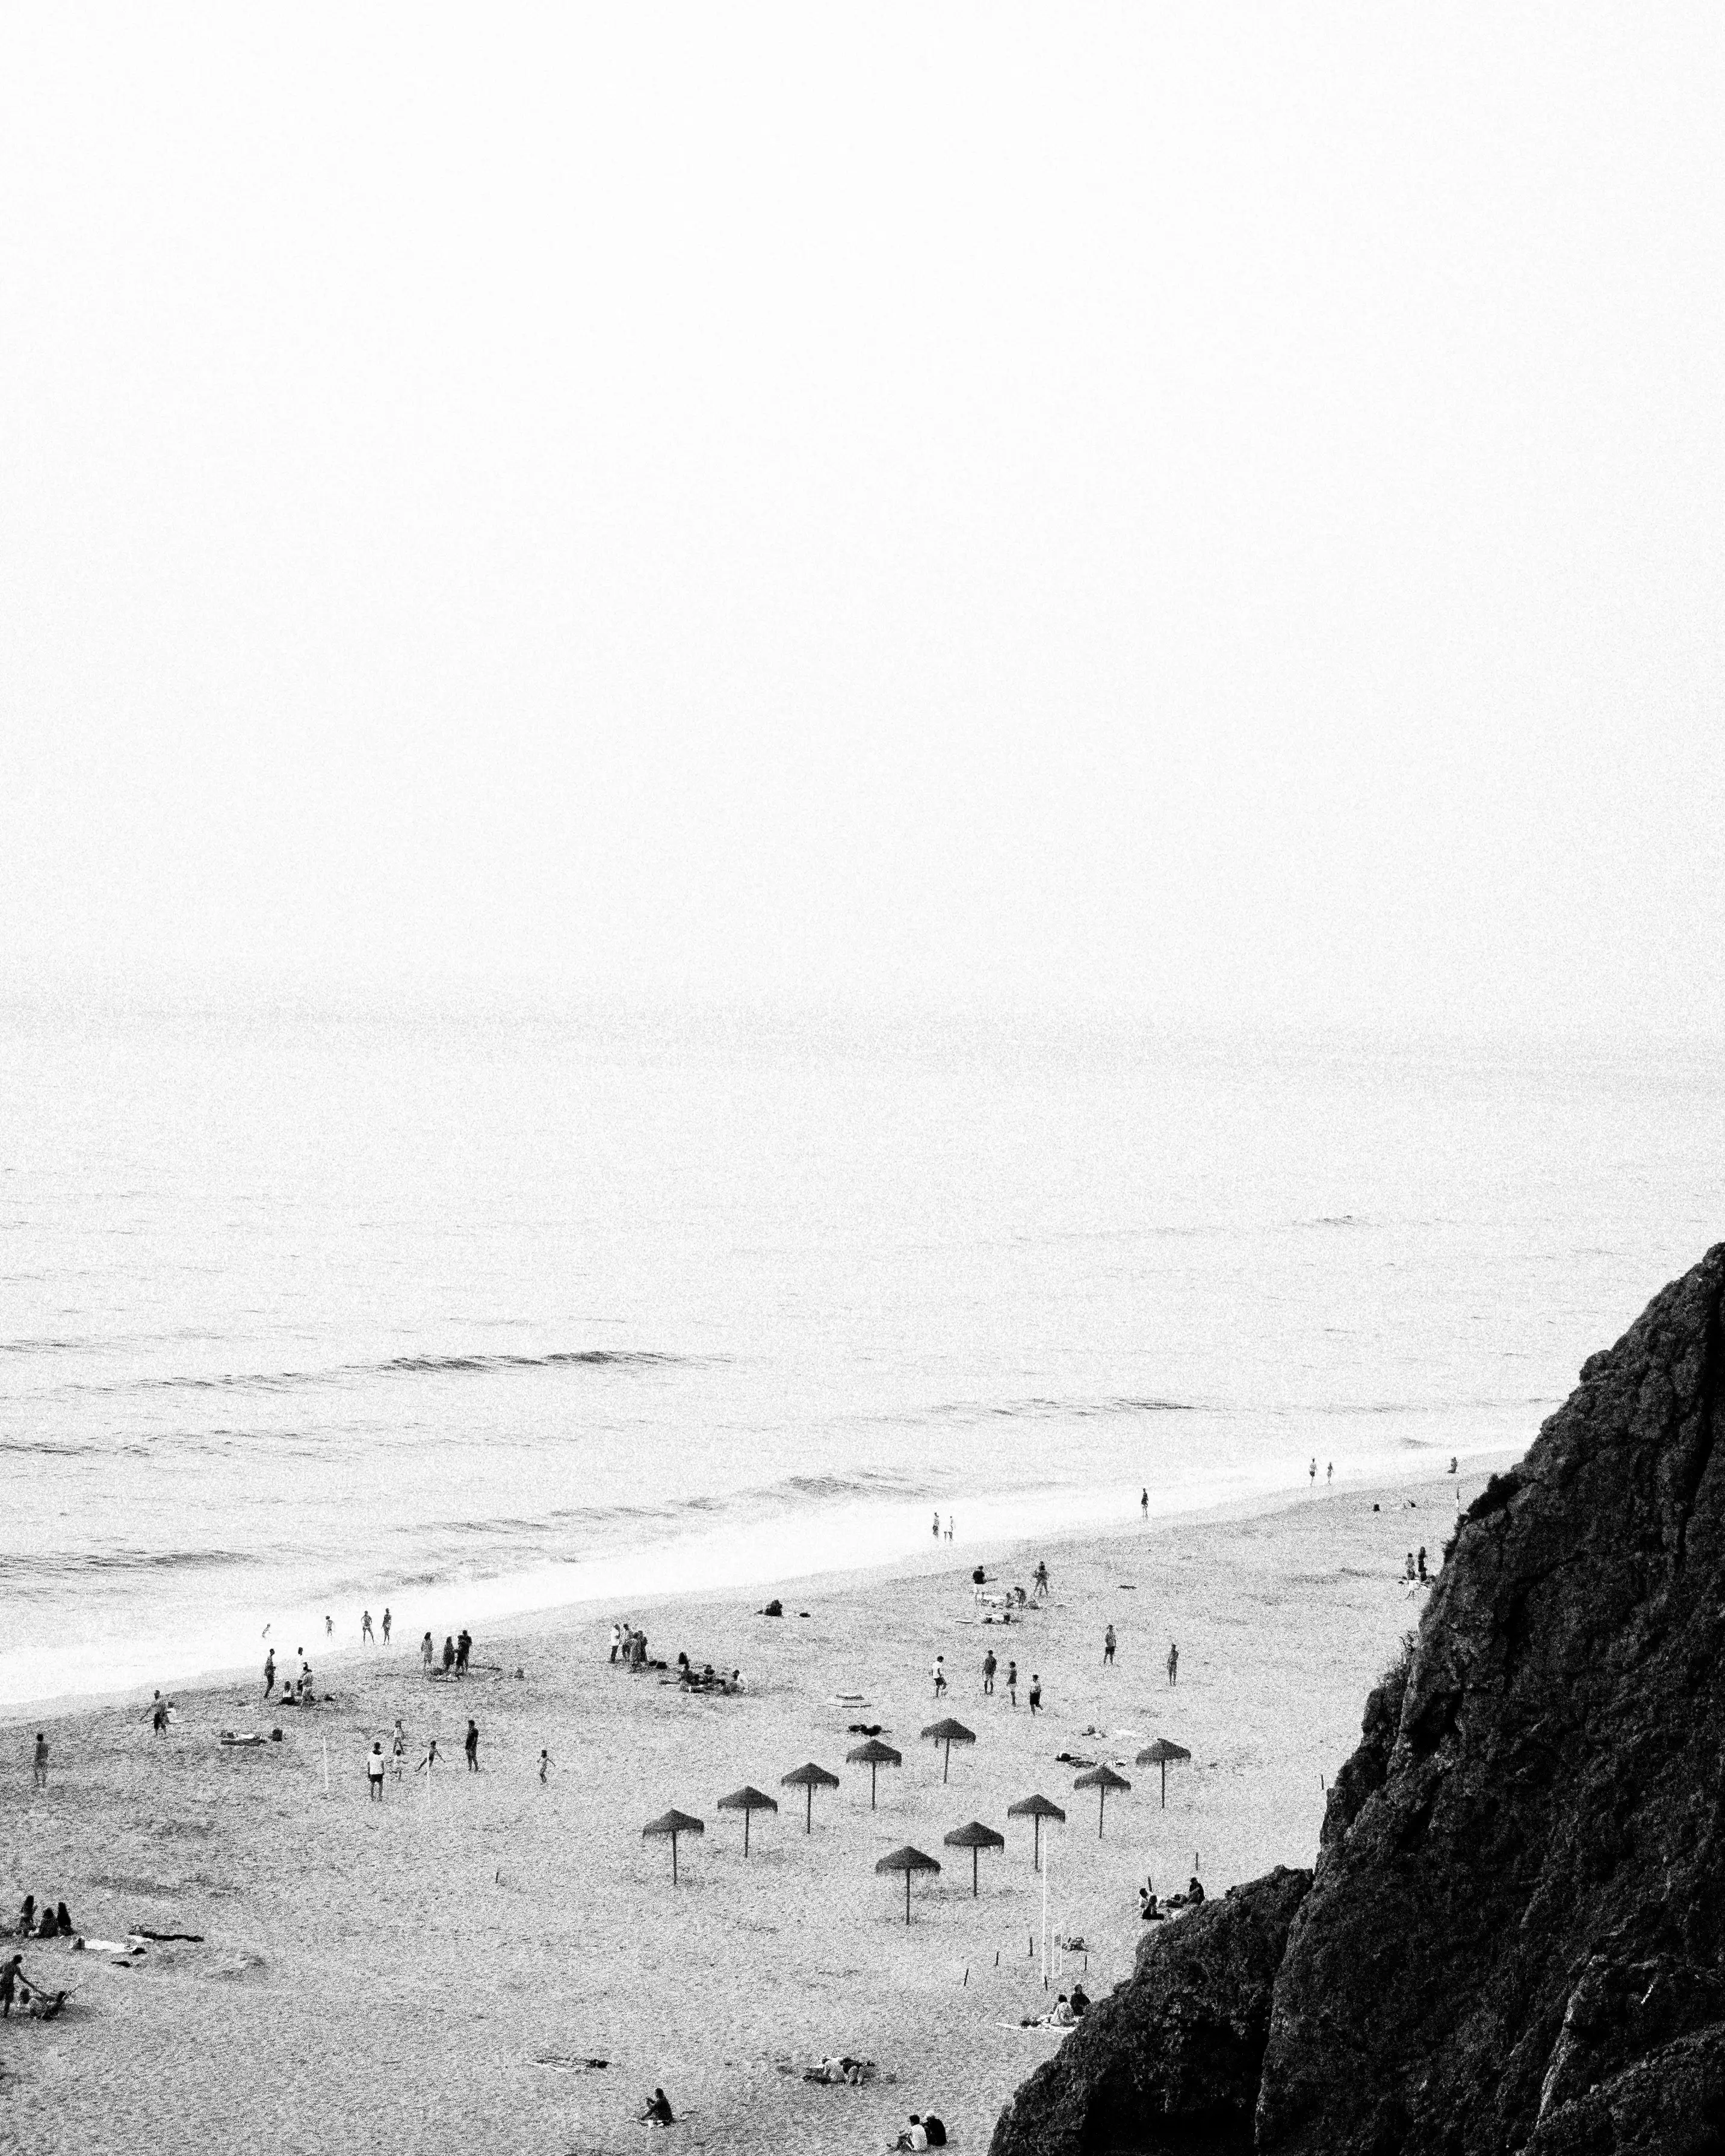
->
1006, 1792, 1067, 1871
781, 1761, 840, 1833
1135, 1738, 1192, 1809
1074, 1764, 1132, 1838
642, 1808, 704, 1884
846, 1736, 903, 1809
919, 1717, 977, 1783
876, 1844, 941, 1925
716, 1785, 779, 1856
943, 1820, 1005, 1897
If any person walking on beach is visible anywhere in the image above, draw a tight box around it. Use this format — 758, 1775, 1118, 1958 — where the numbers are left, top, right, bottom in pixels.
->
325, 1613, 333, 1639
1028, 1674, 1042, 1715
537, 1747, 553, 1784
1326, 1463, 1333, 1487
264, 1649, 276, 1699
152, 1695, 170, 1736
1103, 1625, 1116, 1666
610, 1622, 622, 1664
362, 1609, 374, 1646
382, 1607, 392, 1645
932, 1655, 947, 1699
421, 1631, 435, 1674
1006, 1659, 1018, 1707
1141, 1487, 1148, 1519
1167, 1641, 1179, 1686
31, 1733, 48, 1789
464, 1719, 479, 1772
367, 1742, 386, 1801
982, 1650, 996, 1696
417, 1737, 440, 1776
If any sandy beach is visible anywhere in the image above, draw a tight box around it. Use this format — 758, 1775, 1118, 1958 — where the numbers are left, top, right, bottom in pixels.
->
2, 1463, 1485, 2154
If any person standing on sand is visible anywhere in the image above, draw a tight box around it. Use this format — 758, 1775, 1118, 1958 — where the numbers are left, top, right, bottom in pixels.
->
1029, 1674, 1042, 1715
1033, 1561, 1049, 1599
367, 1742, 385, 1801
362, 1609, 374, 1646
538, 1748, 553, 1783
1167, 1641, 1179, 1686
464, 1720, 479, 1772
391, 1718, 407, 1780
31, 1734, 48, 1789
1103, 1625, 1116, 1666
421, 1631, 435, 1674
152, 1696, 170, 1736
932, 1655, 947, 1699
1308, 1459, 1316, 1488
1141, 1487, 1148, 1519
442, 1636, 456, 1674
1006, 1660, 1018, 1707
610, 1622, 622, 1664
982, 1650, 996, 1695
264, 1650, 276, 1699
1326, 1463, 1333, 1486
946, 1515, 954, 1541
932, 1511, 940, 1540
325, 1613, 333, 1639
456, 1628, 472, 1676
382, 1607, 391, 1645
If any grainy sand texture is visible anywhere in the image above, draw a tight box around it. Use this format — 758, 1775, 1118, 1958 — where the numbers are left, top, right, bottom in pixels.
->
2, 1468, 1480, 2154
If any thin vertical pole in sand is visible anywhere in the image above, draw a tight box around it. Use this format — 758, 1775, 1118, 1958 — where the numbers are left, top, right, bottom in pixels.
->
1040, 1833, 1050, 1988
322, 1736, 330, 1798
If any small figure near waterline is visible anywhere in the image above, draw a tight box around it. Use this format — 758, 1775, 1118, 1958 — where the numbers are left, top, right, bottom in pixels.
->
1167, 1641, 1179, 1686
382, 1606, 392, 1644
264, 1649, 276, 1697
1141, 1487, 1148, 1518
1103, 1625, 1116, 1666
932, 1511, 940, 1540
464, 1719, 479, 1771
362, 1609, 374, 1646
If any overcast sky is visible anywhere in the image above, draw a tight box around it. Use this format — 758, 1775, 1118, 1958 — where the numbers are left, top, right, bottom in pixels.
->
2, 10, 1720, 1033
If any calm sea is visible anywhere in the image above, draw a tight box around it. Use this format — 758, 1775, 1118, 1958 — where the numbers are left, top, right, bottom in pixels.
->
2, 1003, 1718, 1709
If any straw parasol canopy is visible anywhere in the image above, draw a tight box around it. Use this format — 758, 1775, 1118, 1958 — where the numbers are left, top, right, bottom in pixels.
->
1135, 1738, 1192, 1809
943, 1820, 1005, 1897
781, 1761, 840, 1833
875, 1844, 941, 1925
846, 1736, 903, 1809
1073, 1763, 1132, 1837
1006, 1792, 1067, 1871
642, 1808, 704, 1884
919, 1717, 977, 1783
716, 1785, 779, 1856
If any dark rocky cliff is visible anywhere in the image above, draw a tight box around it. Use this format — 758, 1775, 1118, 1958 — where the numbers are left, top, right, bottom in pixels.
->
992, 1245, 1725, 2156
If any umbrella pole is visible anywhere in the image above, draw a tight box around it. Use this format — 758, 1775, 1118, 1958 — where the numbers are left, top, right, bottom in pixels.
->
672, 1833, 678, 1886
805, 1785, 813, 1833
944, 1741, 950, 1783
871, 1764, 878, 1809
744, 1810, 751, 1857
1033, 1815, 1041, 1872
905, 1869, 912, 1925
1161, 1761, 1167, 1808
972, 1847, 979, 1897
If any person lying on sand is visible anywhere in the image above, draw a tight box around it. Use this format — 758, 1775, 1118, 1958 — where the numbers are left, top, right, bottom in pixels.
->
802, 2054, 872, 2084
638, 2086, 675, 2125
1164, 1876, 1206, 1909
1020, 1993, 1076, 2028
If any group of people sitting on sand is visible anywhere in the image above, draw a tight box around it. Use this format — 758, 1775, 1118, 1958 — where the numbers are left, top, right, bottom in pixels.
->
673, 1654, 745, 1695
890, 2111, 949, 2149
1139, 1873, 1205, 1922
11, 1895, 74, 1940
802, 2053, 875, 2085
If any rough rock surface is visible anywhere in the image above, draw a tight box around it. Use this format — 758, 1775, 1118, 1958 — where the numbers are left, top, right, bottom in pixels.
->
994, 1245, 1725, 2156
988, 1868, 1312, 2154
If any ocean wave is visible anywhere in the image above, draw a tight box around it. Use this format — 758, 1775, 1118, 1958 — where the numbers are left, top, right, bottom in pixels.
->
42, 1345, 705, 1399
426, 1466, 923, 1546
0, 1546, 257, 1584
931, 1396, 1193, 1423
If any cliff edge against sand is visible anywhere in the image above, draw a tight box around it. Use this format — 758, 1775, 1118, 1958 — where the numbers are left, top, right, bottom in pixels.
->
993, 1243, 1725, 2156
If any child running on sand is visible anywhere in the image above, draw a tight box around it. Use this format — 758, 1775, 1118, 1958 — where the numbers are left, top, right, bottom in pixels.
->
538, 1749, 553, 1783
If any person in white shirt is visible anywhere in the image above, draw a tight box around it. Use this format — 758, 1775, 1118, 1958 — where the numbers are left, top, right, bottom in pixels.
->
366, 1742, 386, 1801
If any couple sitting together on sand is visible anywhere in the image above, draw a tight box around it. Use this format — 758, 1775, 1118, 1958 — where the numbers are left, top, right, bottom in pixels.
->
1021, 1984, 1091, 2029
890, 2111, 949, 2149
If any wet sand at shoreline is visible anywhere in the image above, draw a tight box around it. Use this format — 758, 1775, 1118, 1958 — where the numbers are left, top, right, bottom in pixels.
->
1, 1466, 1480, 2154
